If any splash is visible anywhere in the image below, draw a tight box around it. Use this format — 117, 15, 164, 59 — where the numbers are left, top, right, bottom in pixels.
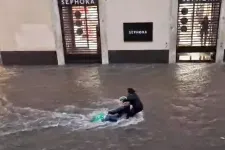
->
0, 97, 144, 136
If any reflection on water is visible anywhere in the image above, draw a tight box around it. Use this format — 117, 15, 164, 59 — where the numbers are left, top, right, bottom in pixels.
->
0, 64, 225, 150
174, 64, 211, 95
75, 67, 101, 89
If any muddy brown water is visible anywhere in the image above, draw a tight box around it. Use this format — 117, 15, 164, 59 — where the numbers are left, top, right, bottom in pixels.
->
0, 64, 225, 150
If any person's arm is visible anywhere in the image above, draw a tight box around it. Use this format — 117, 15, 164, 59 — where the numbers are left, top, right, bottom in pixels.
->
123, 95, 135, 103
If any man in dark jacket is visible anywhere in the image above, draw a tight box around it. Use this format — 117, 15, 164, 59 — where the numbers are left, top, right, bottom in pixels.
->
123, 88, 143, 119
107, 88, 143, 120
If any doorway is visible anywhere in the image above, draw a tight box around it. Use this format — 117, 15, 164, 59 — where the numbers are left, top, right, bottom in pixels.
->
58, 0, 101, 63
176, 0, 222, 62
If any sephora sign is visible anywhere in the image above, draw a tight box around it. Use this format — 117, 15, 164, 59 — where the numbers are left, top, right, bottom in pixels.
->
123, 22, 153, 42
60, 0, 97, 5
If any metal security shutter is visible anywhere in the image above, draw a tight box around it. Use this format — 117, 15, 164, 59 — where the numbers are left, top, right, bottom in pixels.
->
177, 0, 221, 51
58, 0, 101, 63
59, 5, 76, 53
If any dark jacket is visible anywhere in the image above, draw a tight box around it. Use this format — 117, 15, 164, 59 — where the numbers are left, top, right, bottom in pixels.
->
123, 93, 143, 111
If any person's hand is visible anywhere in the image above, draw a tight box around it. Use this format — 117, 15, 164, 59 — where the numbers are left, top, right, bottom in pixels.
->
123, 102, 130, 106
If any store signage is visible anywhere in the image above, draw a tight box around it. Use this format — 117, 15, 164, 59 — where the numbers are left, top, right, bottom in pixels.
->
123, 22, 153, 42
60, 0, 97, 5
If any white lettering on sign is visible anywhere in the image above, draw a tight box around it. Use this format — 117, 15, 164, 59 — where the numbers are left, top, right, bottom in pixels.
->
129, 30, 148, 35
61, 0, 95, 5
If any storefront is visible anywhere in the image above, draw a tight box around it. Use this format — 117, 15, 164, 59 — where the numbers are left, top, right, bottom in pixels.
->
176, 0, 222, 63
58, 0, 102, 63
0, 0, 225, 65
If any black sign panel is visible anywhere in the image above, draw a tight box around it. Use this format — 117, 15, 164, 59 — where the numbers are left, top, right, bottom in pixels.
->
59, 0, 97, 6
123, 22, 153, 42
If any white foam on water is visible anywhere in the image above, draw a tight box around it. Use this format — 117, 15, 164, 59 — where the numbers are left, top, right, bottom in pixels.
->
0, 97, 144, 136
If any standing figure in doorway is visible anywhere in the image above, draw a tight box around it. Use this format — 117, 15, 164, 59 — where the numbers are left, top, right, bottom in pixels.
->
200, 16, 209, 46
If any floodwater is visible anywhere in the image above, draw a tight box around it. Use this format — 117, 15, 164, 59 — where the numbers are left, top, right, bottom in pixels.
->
0, 64, 225, 150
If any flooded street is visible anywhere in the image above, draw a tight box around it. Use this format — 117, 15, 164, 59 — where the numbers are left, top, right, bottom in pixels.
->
0, 64, 225, 150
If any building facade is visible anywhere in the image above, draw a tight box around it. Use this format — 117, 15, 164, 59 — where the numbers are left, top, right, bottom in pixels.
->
0, 0, 225, 65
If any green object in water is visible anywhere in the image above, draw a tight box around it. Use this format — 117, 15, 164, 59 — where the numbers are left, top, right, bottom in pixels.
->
91, 112, 106, 122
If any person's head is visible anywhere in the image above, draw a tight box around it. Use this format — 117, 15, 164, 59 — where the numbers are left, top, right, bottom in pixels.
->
127, 88, 135, 94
